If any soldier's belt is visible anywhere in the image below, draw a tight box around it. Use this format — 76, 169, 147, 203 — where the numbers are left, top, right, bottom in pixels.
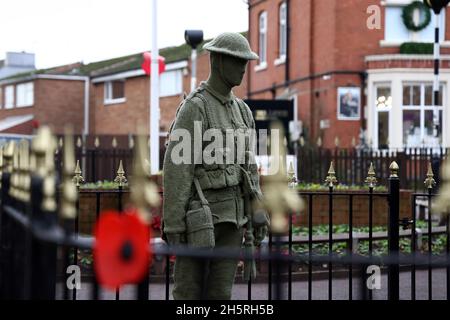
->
193, 184, 244, 203
194, 164, 242, 191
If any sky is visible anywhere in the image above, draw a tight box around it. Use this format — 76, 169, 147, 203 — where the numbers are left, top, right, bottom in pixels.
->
0, 0, 249, 69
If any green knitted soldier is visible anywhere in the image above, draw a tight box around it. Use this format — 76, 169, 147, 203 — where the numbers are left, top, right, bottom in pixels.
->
162, 32, 269, 300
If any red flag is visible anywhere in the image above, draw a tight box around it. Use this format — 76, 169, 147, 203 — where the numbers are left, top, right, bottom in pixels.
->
142, 52, 166, 76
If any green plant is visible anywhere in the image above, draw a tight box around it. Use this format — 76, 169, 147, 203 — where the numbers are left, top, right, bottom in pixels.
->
80, 180, 129, 190
296, 183, 387, 192
400, 42, 434, 54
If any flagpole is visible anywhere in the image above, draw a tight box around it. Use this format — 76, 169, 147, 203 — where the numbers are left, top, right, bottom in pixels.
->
150, 0, 160, 174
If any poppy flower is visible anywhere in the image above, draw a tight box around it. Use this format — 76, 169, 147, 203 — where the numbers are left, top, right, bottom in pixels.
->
93, 208, 152, 290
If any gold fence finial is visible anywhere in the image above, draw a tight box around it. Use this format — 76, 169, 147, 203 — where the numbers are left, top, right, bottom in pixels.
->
9, 141, 20, 199
325, 161, 338, 188
261, 121, 304, 234
424, 162, 436, 190
18, 140, 30, 202
365, 162, 377, 188
334, 137, 340, 148
317, 137, 322, 148
31, 126, 57, 212
299, 136, 305, 147
60, 127, 78, 219
72, 160, 84, 187
112, 137, 117, 149
94, 136, 100, 148
351, 137, 356, 148
130, 132, 160, 224
3, 142, 15, 174
389, 161, 399, 178
287, 161, 297, 188
129, 136, 135, 149
76, 136, 82, 148
114, 160, 127, 187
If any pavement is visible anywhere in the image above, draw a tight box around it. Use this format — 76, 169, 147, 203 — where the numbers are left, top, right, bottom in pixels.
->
59, 268, 448, 300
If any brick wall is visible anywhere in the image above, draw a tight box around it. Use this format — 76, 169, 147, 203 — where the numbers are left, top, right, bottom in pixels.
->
0, 78, 85, 134
248, 0, 450, 148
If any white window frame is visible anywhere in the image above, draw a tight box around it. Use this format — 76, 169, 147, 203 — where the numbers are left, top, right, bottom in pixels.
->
275, 2, 287, 66
159, 69, 183, 97
0, 87, 2, 109
104, 79, 126, 105
373, 83, 393, 149
401, 82, 445, 148
5, 85, 14, 109
381, 1, 448, 47
16, 82, 34, 108
255, 11, 268, 71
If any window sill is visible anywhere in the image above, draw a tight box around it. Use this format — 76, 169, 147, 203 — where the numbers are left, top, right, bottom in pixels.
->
254, 62, 267, 72
104, 98, 126, 106
274, 57, 286, 66
16, 104, 34, 108
380, 40, 450, 48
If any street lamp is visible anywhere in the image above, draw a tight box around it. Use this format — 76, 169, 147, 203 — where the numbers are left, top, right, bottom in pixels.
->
423, 0, 450, 137
184, 30, 204, 92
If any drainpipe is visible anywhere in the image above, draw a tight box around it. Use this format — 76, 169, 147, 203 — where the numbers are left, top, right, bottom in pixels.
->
247, 1, 252, 99
83, 77, 89, 136
285, 0, 290, 85
82, 77, 89, 179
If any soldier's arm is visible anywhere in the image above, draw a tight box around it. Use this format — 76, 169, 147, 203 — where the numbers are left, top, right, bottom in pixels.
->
162, 97, 205, 238
242, 101, 263, 200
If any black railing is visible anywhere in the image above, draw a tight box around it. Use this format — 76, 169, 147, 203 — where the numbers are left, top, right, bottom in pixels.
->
1, 164, 450, 300
297, 147, 449, 190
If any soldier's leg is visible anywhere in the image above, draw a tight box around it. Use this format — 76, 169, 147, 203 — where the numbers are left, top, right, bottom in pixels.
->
172, 256, 203, 300
206, 223, 244, 300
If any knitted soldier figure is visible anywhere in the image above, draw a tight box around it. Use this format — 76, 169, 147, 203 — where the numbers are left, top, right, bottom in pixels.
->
162, 32, 269, 300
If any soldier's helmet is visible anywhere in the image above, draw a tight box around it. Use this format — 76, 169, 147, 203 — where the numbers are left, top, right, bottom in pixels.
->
203, 32, 259, 61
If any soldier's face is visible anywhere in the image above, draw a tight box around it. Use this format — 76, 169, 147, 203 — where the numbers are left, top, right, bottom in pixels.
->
221, 55, 248, 87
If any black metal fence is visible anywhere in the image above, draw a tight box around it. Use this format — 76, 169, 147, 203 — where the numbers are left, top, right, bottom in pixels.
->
297, 147, 449, 190
1, 149, 450, 300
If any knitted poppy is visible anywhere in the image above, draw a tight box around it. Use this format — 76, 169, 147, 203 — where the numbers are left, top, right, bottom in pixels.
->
93, 209, 152, 290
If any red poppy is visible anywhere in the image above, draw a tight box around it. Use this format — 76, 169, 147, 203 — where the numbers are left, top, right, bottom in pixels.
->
93, 208, 152, 290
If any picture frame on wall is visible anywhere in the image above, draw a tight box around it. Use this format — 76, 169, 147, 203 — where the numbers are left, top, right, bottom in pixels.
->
337, 87, 361, 120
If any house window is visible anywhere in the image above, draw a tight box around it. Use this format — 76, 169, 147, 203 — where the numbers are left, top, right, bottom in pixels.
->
384, 5, 446, 43
0, 87, 2, 108
278, 2, 287, 60
258, 11, 267, 67
160, 69, 183, 97
5, 85, 14, 109
104, 80, 125, 105
402, 83, 444, 148
375, 85, 392, 149
16, 82, 34, 107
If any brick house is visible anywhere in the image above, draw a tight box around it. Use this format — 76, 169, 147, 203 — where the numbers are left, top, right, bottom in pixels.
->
247, 0, 450, 149
0, 37, 248, 138
0, 62, 88, 135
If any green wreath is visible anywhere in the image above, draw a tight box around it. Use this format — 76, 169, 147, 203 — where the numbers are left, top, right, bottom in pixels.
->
402, 1, 432, 32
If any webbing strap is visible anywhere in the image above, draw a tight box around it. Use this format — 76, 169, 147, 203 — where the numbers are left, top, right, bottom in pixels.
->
193, 177, 209, 206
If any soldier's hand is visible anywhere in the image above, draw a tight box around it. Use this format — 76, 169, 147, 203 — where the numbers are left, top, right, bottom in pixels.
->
166, 233, 186, 246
